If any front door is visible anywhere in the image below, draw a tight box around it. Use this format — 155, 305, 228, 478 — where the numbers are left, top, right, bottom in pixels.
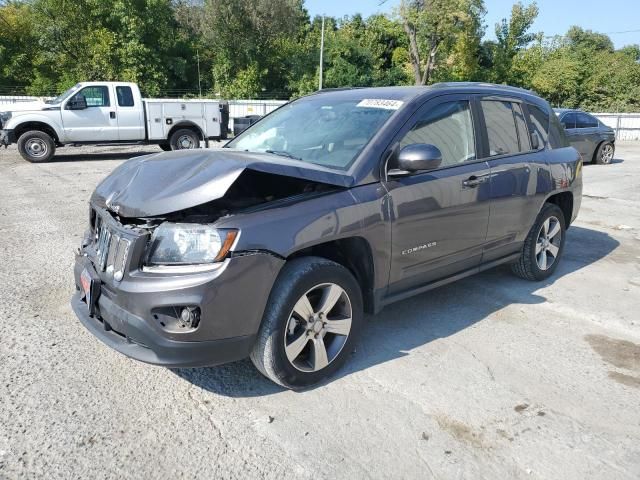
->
61, 85, 118, 142
383, 95, 491, 296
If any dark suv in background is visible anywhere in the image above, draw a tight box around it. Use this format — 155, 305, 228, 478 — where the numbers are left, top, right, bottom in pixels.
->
555, 108, 616, 164
73, 83, 582, 388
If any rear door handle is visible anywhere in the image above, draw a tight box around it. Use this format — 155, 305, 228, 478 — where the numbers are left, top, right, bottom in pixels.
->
462, 175, 489, 188
110, 111, 116, 119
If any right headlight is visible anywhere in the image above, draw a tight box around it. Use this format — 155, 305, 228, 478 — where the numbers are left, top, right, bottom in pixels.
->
145, 223, 238, 267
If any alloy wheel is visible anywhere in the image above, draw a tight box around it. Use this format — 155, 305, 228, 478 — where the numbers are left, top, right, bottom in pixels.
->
284, 283, 352, 372
600, 144, 614, 164
535, 216, 562, 270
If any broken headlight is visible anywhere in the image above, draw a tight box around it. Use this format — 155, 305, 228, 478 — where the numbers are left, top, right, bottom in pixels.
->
145, 223, 238, 266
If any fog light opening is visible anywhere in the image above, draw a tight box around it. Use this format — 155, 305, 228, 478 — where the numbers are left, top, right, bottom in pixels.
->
179, 307, 200, 329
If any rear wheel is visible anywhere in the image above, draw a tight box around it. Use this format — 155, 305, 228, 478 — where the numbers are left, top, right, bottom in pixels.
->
594, 141, 614, 165
169, 128, 200, 150
17, 131, 56, 163
511, 203, 566, 281
250, 257, 363, 389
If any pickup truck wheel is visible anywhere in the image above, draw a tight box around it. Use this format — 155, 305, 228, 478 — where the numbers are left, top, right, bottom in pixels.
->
250, 257, 363, 389
511, 203, 566, 281
594, 141, 614, 165
169, 129, 200, 150
17, 131, 56, 163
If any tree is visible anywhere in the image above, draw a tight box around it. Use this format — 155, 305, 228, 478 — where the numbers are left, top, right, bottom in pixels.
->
486, 1, 539, 85
398, 0, 485, 85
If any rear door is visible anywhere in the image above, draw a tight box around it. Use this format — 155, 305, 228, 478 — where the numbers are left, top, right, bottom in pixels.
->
61, 85, 118, 142
384, 94, 491, 296
575, 112, 601, 160
115, 85, 144, 141
479, 97, 548, 263
560, 112, 588, 157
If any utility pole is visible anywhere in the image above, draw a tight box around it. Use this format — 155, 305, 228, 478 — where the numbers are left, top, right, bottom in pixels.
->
196, 49, 202, 97
319, 15, 325, 90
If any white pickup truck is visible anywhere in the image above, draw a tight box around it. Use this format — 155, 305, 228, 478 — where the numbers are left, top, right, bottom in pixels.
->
0, 82, 229, 162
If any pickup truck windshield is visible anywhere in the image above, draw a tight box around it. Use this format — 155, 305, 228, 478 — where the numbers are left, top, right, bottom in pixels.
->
226, 96, 399, 170
46, 84, 81, 104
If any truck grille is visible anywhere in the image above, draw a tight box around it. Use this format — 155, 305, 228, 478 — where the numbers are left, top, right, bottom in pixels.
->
93, 214, 131, 279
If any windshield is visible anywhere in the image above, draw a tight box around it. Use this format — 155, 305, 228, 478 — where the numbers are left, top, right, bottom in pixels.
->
226, 95, 401, 170
46, 84, 81, 104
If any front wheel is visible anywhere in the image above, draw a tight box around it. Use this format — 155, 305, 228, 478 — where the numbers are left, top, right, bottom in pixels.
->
17, 131, 56, 163
250, 257, 363, 389
169, 128, 200, 150
594, 141, 614, 165
511, 203, 566, 281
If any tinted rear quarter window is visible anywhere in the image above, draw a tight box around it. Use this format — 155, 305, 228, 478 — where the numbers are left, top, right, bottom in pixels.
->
116, 86, 135, 107
481, 100, 520, 156
527, 103, 550, 147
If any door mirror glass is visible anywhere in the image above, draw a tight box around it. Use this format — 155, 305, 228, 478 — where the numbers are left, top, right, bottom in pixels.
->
395, 144, 442, 173
67, 94, 87, 110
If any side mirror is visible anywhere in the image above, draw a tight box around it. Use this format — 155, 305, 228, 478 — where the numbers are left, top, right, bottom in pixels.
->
391, 144, 442, 175
67, 95, 87, 110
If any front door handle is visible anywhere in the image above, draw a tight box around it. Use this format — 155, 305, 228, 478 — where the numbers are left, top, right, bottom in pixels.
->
110, 111, 116, 119
462, 175, 489, 188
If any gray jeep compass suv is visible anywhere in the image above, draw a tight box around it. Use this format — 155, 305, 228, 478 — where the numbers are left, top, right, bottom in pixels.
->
72, 83, 582, 388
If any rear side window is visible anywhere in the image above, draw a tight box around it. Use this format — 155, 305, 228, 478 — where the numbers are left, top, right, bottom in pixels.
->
481, 100, 520, 157
576, 112, 598, 129
400, 100, 476, 167
527, 103, 550, 147
116, 86, 135, 107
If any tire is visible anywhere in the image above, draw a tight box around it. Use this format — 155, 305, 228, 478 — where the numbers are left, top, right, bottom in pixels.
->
169, 128, 200, 150
250, 256, 363, 389
17, 131, 56, 163
511, 203, 566, 281
594, 141, 614, 165
159, 143, 172, 152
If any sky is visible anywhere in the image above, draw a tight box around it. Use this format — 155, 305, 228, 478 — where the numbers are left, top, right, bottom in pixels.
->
305, 0, 640, 49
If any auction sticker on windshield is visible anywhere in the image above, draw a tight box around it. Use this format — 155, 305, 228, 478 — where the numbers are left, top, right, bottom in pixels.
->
356, 99, 404, 110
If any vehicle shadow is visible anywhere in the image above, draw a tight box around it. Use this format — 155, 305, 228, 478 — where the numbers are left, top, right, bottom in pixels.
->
172, 225, 619, 397
50, 149, 160, 162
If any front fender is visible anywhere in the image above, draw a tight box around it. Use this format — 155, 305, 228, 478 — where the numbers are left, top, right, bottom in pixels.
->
5, 113, 64, 141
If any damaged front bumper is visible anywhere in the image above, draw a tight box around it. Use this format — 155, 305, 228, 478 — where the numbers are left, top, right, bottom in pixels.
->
72, 225, 284, 367
0, 129, 15, 147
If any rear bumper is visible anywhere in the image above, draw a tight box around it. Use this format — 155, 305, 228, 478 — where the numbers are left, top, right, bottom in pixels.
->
72, 290, 256, 367
0, 129, 15, 146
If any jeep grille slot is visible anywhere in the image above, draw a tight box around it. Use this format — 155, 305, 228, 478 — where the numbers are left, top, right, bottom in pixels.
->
93, 213, 131, 279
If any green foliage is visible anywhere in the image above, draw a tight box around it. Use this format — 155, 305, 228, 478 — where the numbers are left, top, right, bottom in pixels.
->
0, 0, 638, 111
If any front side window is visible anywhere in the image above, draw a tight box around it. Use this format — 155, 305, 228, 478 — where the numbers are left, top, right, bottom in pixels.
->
226, 96, 398, 170
561, 112, 577, 129
576, 112, 598, 129
75, 86, 110, 107
481, 100, 519, 157
116, 86, 134, 107
399, 100, 476, 167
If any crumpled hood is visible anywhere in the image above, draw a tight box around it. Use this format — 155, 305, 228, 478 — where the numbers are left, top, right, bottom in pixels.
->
91, 149, 353, 218
2, 100, 52, 113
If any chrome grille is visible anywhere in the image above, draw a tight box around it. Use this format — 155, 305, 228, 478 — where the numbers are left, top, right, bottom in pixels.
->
93, 213, 131, 280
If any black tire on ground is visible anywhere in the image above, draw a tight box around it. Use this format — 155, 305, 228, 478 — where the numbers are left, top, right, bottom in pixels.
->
250, 256, 363, 389
159, 143, 172, 152
17, 131, 56, 163
594, 141, 615, 165
169, 128, 200, 150
511, 203, 566, 281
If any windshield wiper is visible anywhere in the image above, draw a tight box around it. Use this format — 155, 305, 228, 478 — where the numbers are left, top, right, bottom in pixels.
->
265, 149, 302, 161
